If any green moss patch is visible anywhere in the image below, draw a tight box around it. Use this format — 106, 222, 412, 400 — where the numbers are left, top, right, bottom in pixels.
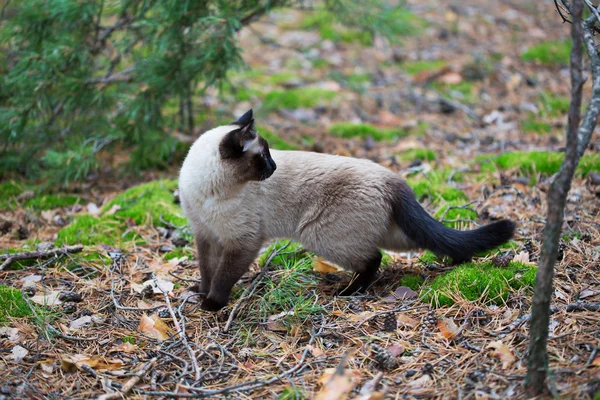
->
521, 40, 572, 66
432, 81, 477, 103
57, 180, 184, 247
301, 10, 373, 45
399, 148, 437, 162
258, 126, 299, 151
422, 261, 537, 307
0, 286, 32, 322
399, 275, 425, 291
539, 91, 570, 117
24, 194, 81, 211
478, 151, 600, 178
262, 88, 336, 111
329, 123, 409, 141
401, 60, 447, 75
521, 117, 552, 134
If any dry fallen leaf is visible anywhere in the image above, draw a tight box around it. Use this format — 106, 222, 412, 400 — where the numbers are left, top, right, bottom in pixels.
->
387, 343, 404, 357
486, 340, 516, 369
61, 354, 124, 372
513, 251, 532, 264
0, 327, 21, 343
356, 372, 385, 400
109, 342, 138, 353
315, 366, 361, 400
313, 257, 342, 274
579, 289, 599, 299
437, 71, 463, 84
69, 316, 93, 330
306, 344, 324, 357
396, 313, 419, 328
346, 311, 377, 323
437, 318, 460, 340
592, 356, 600, 367
131, 278, 174, 295
30, 290, 63, 306
138, 313, 174, 341
382, 286, 418, 302
11, 345, 28, 363
407, 373, 432, 388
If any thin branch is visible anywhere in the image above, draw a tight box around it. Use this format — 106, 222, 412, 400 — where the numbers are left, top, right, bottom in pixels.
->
97, 357, 158, 400
0, 245, 83, 271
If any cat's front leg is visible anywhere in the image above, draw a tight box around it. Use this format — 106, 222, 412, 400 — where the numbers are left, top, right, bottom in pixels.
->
201, 244, 260, 312
190, 235, 212, 297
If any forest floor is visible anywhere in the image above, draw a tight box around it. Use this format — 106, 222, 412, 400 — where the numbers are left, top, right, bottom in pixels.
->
1, 0, 600, 399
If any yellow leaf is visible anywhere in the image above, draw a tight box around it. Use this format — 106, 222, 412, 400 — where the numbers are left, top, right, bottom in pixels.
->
61, 354, 123, 372
486, 340, 516, 369
138, 313, 174, 341
313, 257, 342, 274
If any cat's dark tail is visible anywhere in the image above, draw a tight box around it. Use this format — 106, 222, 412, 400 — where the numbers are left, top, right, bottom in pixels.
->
390, 180, 515, 263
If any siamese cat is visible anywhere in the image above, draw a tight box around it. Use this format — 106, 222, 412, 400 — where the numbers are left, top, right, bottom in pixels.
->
179, 109, 515, 311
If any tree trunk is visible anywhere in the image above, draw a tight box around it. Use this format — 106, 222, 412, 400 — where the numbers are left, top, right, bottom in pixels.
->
525, 0, 583, 396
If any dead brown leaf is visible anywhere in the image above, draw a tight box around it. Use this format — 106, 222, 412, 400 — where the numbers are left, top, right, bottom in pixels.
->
382, 286, 417, 302
61, 354, 124, 372
486, 340, 516, 369
437, 71, 462, 84
396, 313, 419, 328
437, 318, 460, 340
109, 342, 138, 353
138, 313, 174, 341
315, 367, 361, 400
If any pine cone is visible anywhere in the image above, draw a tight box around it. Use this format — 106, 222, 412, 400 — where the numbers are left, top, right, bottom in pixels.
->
557, 240, 566, 261
62, 302, 77, 314
140, 285, 154, 299
423, 310, 437, 327
382, 312, 397, 332
347, 298, 362, 313
238, 347, 253, 361
59, 291, 83, 303
521, 240, 534, 255
371, 343, 398, 371
491, 254, 513, 268
470, 309, 490, 325
422, 363, 434, 375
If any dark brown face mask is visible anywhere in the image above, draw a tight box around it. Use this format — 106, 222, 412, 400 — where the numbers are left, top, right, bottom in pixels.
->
219, 109, 276, 182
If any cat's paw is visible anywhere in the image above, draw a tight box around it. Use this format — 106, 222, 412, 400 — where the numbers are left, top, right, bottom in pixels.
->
200, 297, 226, 312
336, 284, 364, 297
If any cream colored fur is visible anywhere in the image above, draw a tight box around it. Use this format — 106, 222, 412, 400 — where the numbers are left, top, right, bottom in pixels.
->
179, 124, 413, 271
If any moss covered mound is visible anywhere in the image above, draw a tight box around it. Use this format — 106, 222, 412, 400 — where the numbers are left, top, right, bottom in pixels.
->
422, 261, 536, 307
521, 40, 572, 65
57, 180, 184, 247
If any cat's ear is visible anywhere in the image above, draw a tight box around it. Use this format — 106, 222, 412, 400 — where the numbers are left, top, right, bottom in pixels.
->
235, 109, 254, 128
239, 121, 257, 151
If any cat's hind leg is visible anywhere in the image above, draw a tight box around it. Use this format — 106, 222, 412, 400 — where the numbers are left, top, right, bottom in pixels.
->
336, 252, 382, 296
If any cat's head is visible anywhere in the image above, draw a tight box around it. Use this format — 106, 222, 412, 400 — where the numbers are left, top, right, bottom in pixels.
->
219, 109, 277, 182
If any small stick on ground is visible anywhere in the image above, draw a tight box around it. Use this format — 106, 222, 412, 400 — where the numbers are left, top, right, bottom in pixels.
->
504, 302, 600, 332
223, 241, 292, 333
0, 245, 84, 271
97, 357, 158, 400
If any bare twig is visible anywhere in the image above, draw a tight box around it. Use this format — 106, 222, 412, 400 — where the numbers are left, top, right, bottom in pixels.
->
223, 241, 292, 332
0, 245, 83, 271
97, 357, 158, 400
507, 302, 600, 332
